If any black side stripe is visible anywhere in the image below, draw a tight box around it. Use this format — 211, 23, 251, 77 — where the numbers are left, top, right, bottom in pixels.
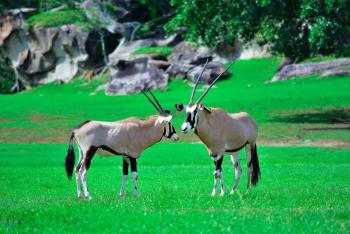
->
225, 142, 248, 153
99, 145, 130, 157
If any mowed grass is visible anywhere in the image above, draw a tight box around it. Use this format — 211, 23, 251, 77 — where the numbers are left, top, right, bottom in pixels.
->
0, 57, 350, 232
0, 58, 349, 144
0, 143, 349, 233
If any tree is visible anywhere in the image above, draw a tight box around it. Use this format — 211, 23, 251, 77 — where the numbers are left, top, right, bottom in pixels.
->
166, 0, 350, 60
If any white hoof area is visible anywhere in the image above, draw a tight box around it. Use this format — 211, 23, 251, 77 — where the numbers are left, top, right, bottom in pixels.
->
220, 191, 225, 196
85, 196, 92, 200
119, 191, 126, 197
230, 189, 235, 195
133, 191, 140, 197
211, 191, 217, 196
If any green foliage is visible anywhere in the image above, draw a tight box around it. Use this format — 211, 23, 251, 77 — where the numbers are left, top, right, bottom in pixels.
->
139, 0, 172, 18
26, 10, 86, 28
38, 0, 78, 11
166, 0, 261, 48
0, 50, 15, 93
132, 46, 173, 57
301, 0, 350, 57
167, 0, 350, 59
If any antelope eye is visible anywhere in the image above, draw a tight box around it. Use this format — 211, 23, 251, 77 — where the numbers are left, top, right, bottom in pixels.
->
175, 103, 184, 111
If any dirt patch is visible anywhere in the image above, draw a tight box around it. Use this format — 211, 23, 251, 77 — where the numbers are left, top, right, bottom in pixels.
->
0, 118, 15, 123
257, 139, 350, 148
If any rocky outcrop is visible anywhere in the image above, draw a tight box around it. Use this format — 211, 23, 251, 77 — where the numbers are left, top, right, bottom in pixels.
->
270, 58, 350, 82
0, 9, 121, 88
166, 42, 229, 83
106, 57, 168, 95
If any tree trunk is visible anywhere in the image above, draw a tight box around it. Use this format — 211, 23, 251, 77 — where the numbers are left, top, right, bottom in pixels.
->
99, 31, 109, 66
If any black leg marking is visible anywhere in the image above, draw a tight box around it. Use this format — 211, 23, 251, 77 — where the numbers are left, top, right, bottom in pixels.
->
85, 146, 97, 170
123, 158, 129, 175
215, 155, 224, 172
129, 157, 137, 172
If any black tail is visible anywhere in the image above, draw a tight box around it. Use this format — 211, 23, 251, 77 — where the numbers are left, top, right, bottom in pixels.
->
65, 133, 75, 180
251, 144, 261, 186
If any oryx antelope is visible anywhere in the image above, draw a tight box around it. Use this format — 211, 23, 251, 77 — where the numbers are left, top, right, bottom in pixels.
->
175, 61, 260, 196
65, 90, 179, 199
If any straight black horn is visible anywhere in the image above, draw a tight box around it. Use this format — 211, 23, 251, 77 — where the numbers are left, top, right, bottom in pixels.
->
146, 88, 166, 115
196, 62, 234, 104
189, 59, 209, 105
142, 90, 162, 114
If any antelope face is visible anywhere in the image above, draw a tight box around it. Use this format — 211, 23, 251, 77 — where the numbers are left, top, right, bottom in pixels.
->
165, 122, 179, 141
175, 103, 199, 134
157, 115, 179, 141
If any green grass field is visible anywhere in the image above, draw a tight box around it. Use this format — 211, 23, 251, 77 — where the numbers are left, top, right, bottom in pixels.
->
0, 144, 349, 232
0, 58, 349, 233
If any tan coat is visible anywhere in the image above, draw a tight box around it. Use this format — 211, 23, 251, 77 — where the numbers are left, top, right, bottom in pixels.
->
195, 108, 258, 156
73, 116, 166, 158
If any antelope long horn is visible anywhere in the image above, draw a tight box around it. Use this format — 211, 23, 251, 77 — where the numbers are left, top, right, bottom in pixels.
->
196, 62, 234, 104
141, 90, 162, 114
146, 88, 166, 115
189, 59, 209, 105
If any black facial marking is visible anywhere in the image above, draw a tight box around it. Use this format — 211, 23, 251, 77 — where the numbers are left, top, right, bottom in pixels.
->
186, 109, 197, 128
164, 123, 176, 138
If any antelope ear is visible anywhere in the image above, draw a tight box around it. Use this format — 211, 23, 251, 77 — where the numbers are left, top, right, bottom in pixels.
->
163, 115, 173, 122
175, 103, 184, 111
199, 105, 211, 113
156, 115, 173, 125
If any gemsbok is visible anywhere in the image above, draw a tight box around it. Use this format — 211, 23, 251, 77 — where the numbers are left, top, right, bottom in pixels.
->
175, 61, 260, 196
65, 89, 179, 199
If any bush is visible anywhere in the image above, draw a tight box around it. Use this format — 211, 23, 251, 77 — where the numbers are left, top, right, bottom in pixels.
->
133, 46, 173, 57
26, 10, 87, 28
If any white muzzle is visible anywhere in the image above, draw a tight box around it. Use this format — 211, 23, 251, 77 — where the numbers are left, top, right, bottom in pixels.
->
171, 133, 179, 141
181, 122, 191, 133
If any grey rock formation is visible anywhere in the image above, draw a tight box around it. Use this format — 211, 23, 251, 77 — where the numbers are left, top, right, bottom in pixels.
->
166, 41, 229, 83
270, 58, 350, 82
187, 62, 228, 83
106, 57, 168, 95
0, 10, 89, 87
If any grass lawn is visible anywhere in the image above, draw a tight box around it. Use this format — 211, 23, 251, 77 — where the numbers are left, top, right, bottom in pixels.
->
0, 143, 349, 233
0, 57, 349, 233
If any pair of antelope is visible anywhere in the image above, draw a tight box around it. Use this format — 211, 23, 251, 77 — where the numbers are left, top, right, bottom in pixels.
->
65, 62, 260, 199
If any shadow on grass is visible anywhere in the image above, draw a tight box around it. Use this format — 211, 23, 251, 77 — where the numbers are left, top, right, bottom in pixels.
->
272, 108, 350, 125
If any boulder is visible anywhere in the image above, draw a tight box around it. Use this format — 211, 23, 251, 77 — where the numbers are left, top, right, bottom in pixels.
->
167, 41, 198, 64
270, 58, 350, 82
166, 41, 229, 83
0, 9, 123, 88
186, 62, 229, 83
106, 57, 168, 95
166, 63, 195, 79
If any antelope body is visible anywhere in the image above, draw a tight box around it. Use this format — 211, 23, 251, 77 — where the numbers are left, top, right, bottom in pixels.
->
65, 90, 178, 199
176, 61, 260, 196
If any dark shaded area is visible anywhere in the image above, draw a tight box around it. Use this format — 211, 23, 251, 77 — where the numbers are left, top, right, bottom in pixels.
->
272, 108, 350, 124
85, 29, 121, 65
